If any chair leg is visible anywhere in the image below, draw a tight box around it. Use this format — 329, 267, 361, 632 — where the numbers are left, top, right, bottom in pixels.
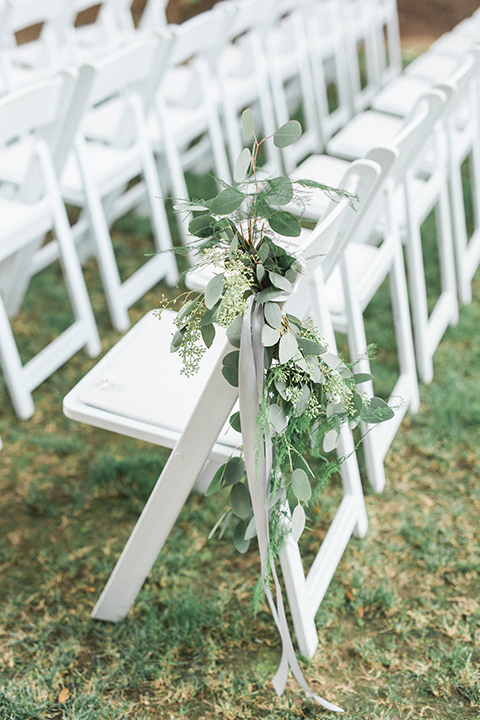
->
0, 297, 35, 420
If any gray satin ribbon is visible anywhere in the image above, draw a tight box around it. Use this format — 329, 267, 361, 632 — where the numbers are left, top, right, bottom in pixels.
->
238, 297, 344, 713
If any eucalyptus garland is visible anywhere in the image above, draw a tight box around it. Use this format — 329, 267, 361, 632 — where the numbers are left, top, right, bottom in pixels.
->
159, 110, 394, 559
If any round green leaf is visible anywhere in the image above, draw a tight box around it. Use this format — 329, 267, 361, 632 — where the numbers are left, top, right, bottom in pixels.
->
234, 147, 252, 182
266, 176, 294, 206
229, 411, 242, 433
205, 273, 224, 309
291, 468, 311, 502
294, 385, 311, 416
257, 242, 270, 263
268, 211, 301, 237
353, 372, 373, 385
242, 108, 255, 142
244, 515, 257, 540
264, 301, 283, 329
291, 503, 306, 543
363, 397, 395, 424
262, 324, 280, 347
210, 187, 244, 215
188, 214, 215, 238
256, 263, 265, 283
297, 337, 327, 355
222, 350, 239, 387
268, 271, 293, 293
230, 483, 252, 519
273, 120, 302, 148
279, 332, 299, 364
205, 463, 227, 497
170, 328, 185, 351
269, 403, 287, 433
226, 315, 243, 348
224, 456, 245, 486
233, 519, 251, 553
256, 286, 283, 304
201, 323, 215, 348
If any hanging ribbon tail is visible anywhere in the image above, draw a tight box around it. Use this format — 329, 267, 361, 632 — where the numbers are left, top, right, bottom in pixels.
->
238, 297, 344, 714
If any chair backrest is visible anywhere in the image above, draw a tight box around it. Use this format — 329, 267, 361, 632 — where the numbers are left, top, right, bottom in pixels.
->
69, 0, 136, 36
300, 149, 397, 284
0, 0, 65, 36
392, 88, 450, 184
0, 70, 77, 200
168, 3, 232, 69
137, 0, 168, 29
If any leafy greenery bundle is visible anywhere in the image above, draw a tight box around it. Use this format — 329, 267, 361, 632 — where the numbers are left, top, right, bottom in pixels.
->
160, 110, 394, 562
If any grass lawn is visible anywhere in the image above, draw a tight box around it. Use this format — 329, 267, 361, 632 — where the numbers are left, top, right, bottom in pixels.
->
0, 163, 479, 720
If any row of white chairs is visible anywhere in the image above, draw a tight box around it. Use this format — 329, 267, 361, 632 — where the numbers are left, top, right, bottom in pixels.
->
0, 0, 404, 422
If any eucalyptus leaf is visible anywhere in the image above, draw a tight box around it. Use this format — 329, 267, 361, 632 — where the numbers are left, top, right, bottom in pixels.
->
323, 428, 340, 453
208, 510, 228, 540
210, 187, 244, 215
218, 510, 232, 539
229, 411, 242, 433
200, 303, 220, 326
274, 379, 288, 400
205, 273, 224, 309
201, 323, 215, 348
188, 214, 215, 238
363, 397, 395, 423
297, 337, 327, 355
222, 350, 239, 387
266, 176, 294, 205
353, 372, 373, 384
279, 332, 299, 364
268, 211, 301, 237
230, 483, 252, 519
205, 463, 227, 497
170, 328, 185, 351
273, 120, 302, 148
224, 456, 245, 486
174, 202, 209, 211
257, 242, 270, 263
269, 403, 287, 433
176, 295, 201, 321
264, 301, 283, 329
266, 487, 286, 512
256, 286, 283, 304
233, 519, 251, 554
291, 503, 306, 543
352, 393, 363, 417
291, 468, 311, 502
244, 515, 257, 540
262, 324, 280, 347
256, 263, 265, 283
226, 315, 243, 348
294, 385, 311, 416
242, 108, 255, 142
234, 147, 252, 182
268, 271, 293, 293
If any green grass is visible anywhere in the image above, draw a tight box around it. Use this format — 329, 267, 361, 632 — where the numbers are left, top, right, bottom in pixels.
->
1, 162, 480, 719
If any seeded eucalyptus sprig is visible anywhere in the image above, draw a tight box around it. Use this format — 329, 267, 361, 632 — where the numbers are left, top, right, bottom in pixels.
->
158, 110, 394, 555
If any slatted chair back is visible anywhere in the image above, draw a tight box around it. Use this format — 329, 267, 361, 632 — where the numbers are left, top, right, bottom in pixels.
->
0, 72, 101, 419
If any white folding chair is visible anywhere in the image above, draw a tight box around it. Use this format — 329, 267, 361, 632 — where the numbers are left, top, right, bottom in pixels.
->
438, 52, 480, 304
147, 5, 233, 242
62, 157, 388, 661
0, 73, 101, 419
59, 37, 178, 333
0, 0, 66, 94
299, 0, 352, 149
63, 0, 137, 63
261, 0, 321, 173
325, 88, 459, 383
216, 0, 282, 174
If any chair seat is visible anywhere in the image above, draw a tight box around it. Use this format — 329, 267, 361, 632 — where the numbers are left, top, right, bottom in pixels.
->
371, 75, 429, 117
404, 52, 459, 82
326, 111, 403, 160
0, 196, 51, 257
75, 310, 240, 450
290, 153, 351, 219
61, 140, 143, 203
